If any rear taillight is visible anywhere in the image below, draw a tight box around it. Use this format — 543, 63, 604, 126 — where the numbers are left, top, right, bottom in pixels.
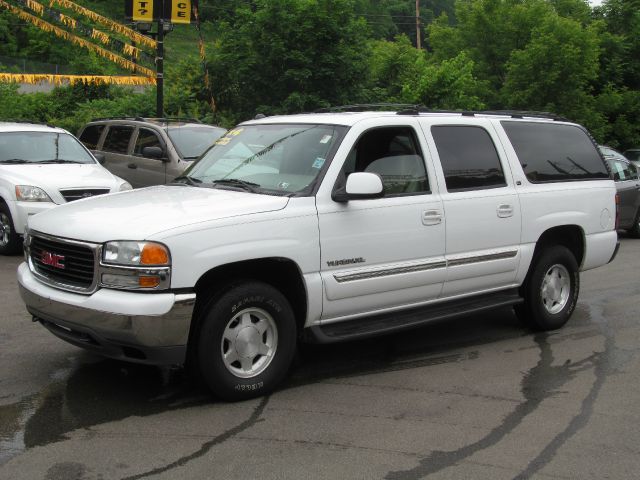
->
615, 193, 620, 230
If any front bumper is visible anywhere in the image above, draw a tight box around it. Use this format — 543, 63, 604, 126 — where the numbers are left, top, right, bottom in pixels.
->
17, 262, 196, 365
12, 201, 56, 235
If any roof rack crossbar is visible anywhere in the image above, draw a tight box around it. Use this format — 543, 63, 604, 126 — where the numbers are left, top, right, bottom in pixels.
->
89, 116, 202, 124
395, 107, 568, 122
315, 104, 419, 113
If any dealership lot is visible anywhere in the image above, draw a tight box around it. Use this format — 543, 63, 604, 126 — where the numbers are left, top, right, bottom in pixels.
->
1, 238, 640, 480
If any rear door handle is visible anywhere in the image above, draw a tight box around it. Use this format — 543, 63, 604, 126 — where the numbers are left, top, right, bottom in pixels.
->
497, 204, 514, 218
128, 163, 138, 169
422, 210, 442, 226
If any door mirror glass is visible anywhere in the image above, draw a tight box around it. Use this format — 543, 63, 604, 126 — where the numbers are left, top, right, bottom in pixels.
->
142, 146, 166, 160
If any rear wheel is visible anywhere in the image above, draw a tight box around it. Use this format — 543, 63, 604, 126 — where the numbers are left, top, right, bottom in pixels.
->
515, 246, 579, 330
629, 209, 640, 238
196, 281, 297, 401
0, 203, 22, 255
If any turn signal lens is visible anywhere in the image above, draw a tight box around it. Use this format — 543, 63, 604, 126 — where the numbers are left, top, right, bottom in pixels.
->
138, 275, 161, 288
140, 244, 169, 265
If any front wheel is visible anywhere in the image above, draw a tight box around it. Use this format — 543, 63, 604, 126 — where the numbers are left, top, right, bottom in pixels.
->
515, 246, 579, 330
196, 281, 297, 401
0, 202, 22, 255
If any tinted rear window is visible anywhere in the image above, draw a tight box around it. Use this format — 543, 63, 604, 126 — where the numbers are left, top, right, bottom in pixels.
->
103, 126, 134, 154
79, 125, 105, 149
431, 125, 506, 191
501, 121, 609, 182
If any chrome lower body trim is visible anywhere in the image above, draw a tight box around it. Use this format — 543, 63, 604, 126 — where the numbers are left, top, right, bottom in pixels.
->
447, 250, 518, 267
332, 250, 518, 284
334, 260, 447, 283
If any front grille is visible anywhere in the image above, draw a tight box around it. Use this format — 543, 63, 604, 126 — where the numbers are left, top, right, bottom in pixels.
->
59, 189, 110, 202
30, 235, 96, 290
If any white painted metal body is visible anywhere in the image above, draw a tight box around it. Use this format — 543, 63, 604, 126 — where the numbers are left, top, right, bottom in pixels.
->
20, 112, 618, 340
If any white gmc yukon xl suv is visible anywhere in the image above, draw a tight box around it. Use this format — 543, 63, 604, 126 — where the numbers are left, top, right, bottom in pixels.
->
18, 109, 619, 400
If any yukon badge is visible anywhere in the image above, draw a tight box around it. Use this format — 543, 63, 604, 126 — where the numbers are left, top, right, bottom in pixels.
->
41, 251, 65, 269
326, 257, 366, 267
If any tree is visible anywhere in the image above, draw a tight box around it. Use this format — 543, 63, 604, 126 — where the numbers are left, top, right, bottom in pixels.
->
207, 0, 371, 121
501, 16, 601, 123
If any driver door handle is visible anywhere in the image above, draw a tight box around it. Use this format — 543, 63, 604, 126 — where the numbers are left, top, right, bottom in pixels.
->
422, 210, 442, 226
497, 204, 514, 218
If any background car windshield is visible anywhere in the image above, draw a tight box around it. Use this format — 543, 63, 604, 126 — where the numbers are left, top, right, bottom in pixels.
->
0, 132, 95, 163
186, 124, 343, 194
167, 126, 227, 159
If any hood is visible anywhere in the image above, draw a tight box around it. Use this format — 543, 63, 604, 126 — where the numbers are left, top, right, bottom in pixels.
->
1, 164, 120, 198
27, 185, 290, 242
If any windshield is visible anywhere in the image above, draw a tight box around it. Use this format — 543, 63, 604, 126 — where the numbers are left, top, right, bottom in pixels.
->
0, 131, 96, 164
182, 123, 345, 195
599, 146, 628, 162
167, 125, 227, 159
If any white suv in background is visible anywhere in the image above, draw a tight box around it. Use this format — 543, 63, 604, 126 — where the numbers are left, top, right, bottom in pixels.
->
0, 122, 131, 255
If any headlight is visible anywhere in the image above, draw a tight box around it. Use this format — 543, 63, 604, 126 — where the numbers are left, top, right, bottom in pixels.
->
100, 241, 171, 290
118, 181, 133, 191
15, 185, 53, 202
103, 241, 170, 266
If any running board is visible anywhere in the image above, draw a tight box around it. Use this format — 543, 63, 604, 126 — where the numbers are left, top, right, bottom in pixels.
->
306, 289, 523, 344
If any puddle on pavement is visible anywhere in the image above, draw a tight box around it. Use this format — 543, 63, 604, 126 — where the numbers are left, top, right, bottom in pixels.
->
0, 358, 207, 466
0, 306, 532, 466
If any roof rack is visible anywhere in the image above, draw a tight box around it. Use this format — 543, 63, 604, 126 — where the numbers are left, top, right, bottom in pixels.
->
315, 104, 418, 113
89, 116, 202, 124
395, 107, 569, 122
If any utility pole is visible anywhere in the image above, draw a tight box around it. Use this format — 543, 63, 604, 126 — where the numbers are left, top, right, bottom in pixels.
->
156, 19, 164, 117
415, 0, 421, 50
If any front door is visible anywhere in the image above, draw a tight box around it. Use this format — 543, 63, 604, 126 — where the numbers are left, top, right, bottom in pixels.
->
317, 122, 446, 321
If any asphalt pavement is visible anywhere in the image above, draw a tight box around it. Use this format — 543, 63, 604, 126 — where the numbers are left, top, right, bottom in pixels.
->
1, 237, 639, 480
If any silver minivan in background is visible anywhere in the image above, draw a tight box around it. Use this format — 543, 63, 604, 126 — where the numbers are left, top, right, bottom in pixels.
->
78, 117, 226, 188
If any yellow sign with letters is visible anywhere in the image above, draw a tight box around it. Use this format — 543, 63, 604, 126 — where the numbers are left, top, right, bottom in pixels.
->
132, 0, 153, 22
171, 0, 191, 24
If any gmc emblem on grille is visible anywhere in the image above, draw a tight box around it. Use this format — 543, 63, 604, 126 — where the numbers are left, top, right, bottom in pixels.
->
41, 251, 65, 269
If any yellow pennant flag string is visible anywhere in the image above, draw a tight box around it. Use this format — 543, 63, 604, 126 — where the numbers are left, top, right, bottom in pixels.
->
24, 0, 42, 14
49, 0, 156, 49
0, 73, 156, 86
0, 1, 155, 77
17, 0, 152, 63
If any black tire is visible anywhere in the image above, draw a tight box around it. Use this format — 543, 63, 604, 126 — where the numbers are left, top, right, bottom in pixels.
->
196, 281, 297, 401
629, 209, 640, 238
515, 245, 579, 331
0, 202, 22, 255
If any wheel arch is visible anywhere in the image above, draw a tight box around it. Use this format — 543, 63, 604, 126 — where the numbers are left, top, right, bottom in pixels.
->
188, 257, 308, 349
531, 224, 585, 271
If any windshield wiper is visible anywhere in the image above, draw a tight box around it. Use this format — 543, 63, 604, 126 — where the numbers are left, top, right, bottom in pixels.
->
211, 178, 260, 192
169, 175, 203, 186
36, 159, 84, 164
0, 158, 30, 164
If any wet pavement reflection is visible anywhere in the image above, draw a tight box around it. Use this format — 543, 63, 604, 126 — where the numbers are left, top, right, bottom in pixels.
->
1, 307, 526, 466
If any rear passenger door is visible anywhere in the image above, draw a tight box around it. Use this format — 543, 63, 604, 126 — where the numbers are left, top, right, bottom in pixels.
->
101, 125, 135, 183
421, 120, 522, 297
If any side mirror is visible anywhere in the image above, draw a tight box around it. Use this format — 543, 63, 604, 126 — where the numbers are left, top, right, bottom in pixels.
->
142, 146, 167, 161
93, 152, 106, 164
332, 172, 384, 203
